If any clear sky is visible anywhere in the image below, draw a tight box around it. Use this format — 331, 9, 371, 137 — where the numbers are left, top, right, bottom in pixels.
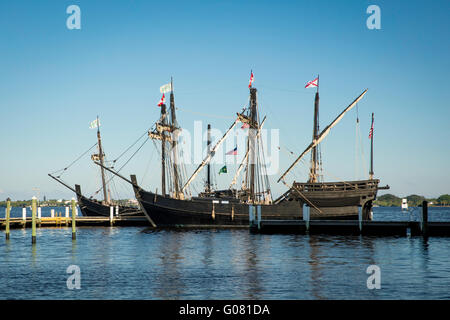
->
0, 0, 449, 201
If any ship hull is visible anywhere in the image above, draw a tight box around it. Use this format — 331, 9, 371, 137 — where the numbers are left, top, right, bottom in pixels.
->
76, 195, 143, 217
131, 180, 378, 227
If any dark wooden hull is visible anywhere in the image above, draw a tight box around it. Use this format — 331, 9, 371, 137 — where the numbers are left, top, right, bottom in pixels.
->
77, 195, 144, 217
131, 180, 380, 227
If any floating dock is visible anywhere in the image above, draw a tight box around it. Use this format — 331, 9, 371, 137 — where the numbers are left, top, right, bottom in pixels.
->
249, 201, 450, 237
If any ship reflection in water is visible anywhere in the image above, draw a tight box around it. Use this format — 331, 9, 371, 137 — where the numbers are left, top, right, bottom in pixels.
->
1, 207, 450, 299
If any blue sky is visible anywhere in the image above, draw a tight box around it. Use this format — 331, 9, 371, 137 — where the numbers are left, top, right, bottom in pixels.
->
0, 0, 449, 200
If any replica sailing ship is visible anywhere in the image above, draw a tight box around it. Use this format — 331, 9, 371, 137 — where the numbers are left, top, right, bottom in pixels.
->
276, 76, 389, 220
99, 74, 385, 227
49, 117, 143, 217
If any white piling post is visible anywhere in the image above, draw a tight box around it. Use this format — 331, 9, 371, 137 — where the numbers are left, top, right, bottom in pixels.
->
75, 207, 78, 216
65, 206, 69, 218
303, 203, 310, 231
110, 206, 114, 225
51, 209, 55, 218
358, 206, 363, 233
256, 205, 261, 230
22, 207, 27, 221
115, 205, 119, 217
248, 205, 254, 226
38, 207, 41, 219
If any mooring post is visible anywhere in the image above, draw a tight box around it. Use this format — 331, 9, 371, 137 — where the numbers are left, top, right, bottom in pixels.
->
212, 202, 216, 220
31, 196, 37, 244
71, 198, 76, 240
303, 203, 310, 232
22, 207, 26, 227
115, 205, 119, 217
256, 205, 261, 230
358, 206, 363, 233
231, 205, 235, 221
248, 205, 254, 226
37, 206, 41, 220
6, 198, 11, 240
51, 209, 54, 218
110, 206, 114, 226
65, 206, 69, 218
421, 200, 428, 237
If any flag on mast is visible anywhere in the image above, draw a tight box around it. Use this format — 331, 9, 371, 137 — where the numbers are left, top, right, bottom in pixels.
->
248, 71, 254, 88
369, 118, 374, 139
226, 147, 238, 155
241, 123, 250, 129
157, 93, 165, 107
89, 118, 100, 129
160, 83, 172, 93
305, 77, 319, 88
218, 165, 227, 174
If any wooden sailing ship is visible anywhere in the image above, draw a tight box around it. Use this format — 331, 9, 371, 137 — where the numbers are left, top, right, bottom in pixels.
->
276, 77, 389, 220
99, 75, 384, 227
49, 117, 143, 217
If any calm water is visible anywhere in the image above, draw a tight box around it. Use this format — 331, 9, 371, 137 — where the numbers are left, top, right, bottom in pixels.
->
1, 206, 450, 300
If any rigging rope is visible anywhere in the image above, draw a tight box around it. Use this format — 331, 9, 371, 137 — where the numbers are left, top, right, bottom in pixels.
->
51, 142, 98, 177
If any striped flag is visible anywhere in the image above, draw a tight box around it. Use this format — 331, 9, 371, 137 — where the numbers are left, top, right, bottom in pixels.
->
305, 77, 318, 88
369, 119, 374, 139
248, 71, 254, 88
89, 118, 100, 129
158, 93, 165, 107
160, 83, 172, 93
226, 147, 237, 155
241, 123, 250, 129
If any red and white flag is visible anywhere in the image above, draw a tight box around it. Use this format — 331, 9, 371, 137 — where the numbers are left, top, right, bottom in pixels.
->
305, 77, 318, 89
241, 123, 250, 129
369, 120, 374, 139
248, 71, 254, 88
157, 93, 165, 107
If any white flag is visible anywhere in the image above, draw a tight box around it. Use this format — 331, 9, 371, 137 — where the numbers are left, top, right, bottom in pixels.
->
89, 118, 100, 129
160, 83, 172, 93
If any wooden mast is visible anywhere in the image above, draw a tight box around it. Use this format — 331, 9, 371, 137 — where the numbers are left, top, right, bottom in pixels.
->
309, 75, 319, 183
160, 104, 167, 196
206, 124, 211, 192
369, 112, 374, 180
96, 116, 109, 204
249, 86, 257, 203
169, 77, 181, 198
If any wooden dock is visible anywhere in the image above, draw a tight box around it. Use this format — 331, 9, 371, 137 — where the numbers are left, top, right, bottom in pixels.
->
0, 216, 149, 230
249, 201, 450, 236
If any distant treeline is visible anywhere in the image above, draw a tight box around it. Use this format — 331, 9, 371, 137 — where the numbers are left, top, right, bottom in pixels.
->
375, 194, 450, 207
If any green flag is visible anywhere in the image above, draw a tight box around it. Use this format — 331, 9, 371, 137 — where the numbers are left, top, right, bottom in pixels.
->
218, 165, 227, 174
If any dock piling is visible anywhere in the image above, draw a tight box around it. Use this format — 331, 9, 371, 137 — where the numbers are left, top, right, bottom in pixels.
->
22, 207, 26, 227
6, 198, 11, 240
71, 198, 76, 240
110, 206, 114, 226
358, 206, 363, 233
249, 205, 255, 226
31, 196, 37, 244
303, 204, 310, 232
115, 205, 119, 217
256, 205, 261, 230
421, 201, 428, 237
51, 209, 54, 218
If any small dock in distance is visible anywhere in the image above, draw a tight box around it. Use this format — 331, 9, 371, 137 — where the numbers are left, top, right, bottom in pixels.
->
0, 216, 149, 230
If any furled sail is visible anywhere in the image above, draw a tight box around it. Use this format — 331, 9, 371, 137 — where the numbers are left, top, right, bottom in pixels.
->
278, 89, 368, 183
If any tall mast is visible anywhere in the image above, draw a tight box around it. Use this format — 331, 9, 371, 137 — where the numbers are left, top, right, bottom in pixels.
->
369, 112, 374, 180
160, 104, 167, 196
206, 124, 211, 192
249, 87, 258, 203
169, 77, 181, 198
309, 75, 320, 183
96, 116, 109, 204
